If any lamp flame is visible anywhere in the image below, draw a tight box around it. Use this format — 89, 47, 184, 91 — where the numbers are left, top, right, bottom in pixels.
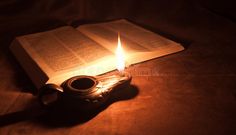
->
116, 33, 125, 72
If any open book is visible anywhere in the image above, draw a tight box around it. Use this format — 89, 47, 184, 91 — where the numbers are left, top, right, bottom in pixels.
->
10, 19, 184, 89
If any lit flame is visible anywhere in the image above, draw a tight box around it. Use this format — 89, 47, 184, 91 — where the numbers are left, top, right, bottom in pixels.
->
116, 33, 125, 72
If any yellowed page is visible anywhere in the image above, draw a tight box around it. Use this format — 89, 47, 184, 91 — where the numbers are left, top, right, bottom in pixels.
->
77, 23, 149, 54
14, 26, 116, 88
10, 39, 49, 89
77, 19, 184, 66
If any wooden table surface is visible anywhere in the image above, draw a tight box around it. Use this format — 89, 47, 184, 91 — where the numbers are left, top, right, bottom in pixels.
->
1, 6, 236, 135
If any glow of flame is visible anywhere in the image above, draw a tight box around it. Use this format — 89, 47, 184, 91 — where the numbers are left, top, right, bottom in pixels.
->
116, 33, 125, 72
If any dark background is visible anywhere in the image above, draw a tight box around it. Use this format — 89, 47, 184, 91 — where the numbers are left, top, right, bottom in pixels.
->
0, 0, 236, 135
0, 0, 236, 48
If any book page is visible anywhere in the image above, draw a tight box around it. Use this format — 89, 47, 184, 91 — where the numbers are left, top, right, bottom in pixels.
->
101, 19, 179, 50
10, 39, 49, 89
77, 24, 150, 54
17, 26, 115, 87
77, 19, 184, 65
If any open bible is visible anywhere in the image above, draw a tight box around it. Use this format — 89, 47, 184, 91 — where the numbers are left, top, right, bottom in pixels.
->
10, 19, 184, 89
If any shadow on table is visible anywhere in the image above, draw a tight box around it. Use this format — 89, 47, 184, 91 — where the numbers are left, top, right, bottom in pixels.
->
0, 85, 139, 127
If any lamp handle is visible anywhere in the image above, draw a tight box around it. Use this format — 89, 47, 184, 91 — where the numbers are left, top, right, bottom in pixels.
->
38, 84, 63, 108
